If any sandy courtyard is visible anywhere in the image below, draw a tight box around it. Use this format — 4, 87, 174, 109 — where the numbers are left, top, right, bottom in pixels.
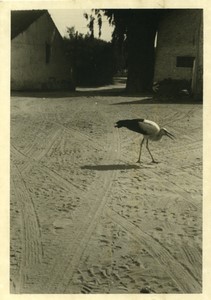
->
10, 82, 202, 294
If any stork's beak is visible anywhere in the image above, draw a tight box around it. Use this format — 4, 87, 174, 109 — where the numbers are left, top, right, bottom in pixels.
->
166, 131, 175, 140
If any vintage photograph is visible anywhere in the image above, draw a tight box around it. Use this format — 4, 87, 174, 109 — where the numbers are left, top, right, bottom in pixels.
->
10, 8, 202, 294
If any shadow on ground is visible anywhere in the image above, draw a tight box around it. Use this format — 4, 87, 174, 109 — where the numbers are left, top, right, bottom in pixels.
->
112, 97, 202, 105
11, 84, 202, 104
81, 164, 141, 171
11, 77, 127, 98
11, 87, 126, 98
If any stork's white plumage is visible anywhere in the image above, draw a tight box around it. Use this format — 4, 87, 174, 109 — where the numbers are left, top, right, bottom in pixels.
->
115, 118, 175, 163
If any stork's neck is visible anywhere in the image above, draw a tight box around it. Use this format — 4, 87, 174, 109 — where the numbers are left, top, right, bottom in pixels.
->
157, 131, 164, 141
149, 129, 164, 141
158, 128, 167, 140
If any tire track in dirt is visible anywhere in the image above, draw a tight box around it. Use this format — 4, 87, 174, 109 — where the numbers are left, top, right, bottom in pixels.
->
159, 106, 199, 128
11, 96, 202, 293
119, 127, 201, 209
120, 138, 202, 168
11, 127, 64, 174
19, 119, 48, 156
11, 101, 113, 198
33, 102, 106, 170
11, 102, 121, 293
142, 166, 200, 210
128, 102, 199, 127
41, 119, 121, 293
163, 178, 201, 207
180, 244, 202, 280
11, 101, 114, 196
11, 163, 43, 293
54, 122, 103, 151
105, 207, 201, 293
11, 145, 82, 194
119, 154, 201, 209
29, 127, 65, 161
11, 99, 88, 174
12, 126, 92, 190
41, 99, 106, 152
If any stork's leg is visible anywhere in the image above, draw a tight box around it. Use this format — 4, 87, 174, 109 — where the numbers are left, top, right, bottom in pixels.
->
137, 137, 145, 163
146, 139, 158, 163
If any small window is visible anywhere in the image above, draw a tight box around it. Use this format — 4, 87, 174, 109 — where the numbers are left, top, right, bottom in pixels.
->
45, 43, 51, 64
176, 56, 195, 68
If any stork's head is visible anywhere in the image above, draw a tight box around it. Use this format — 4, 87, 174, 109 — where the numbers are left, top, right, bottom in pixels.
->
160, 128, 175, 140
115, 120, 124, 128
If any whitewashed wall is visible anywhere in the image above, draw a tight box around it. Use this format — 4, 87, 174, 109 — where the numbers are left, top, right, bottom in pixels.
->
11, 13, 74, 90
154, 10, 203, 85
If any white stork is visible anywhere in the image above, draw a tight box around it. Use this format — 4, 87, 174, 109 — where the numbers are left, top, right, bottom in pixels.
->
115, 118, 175, 163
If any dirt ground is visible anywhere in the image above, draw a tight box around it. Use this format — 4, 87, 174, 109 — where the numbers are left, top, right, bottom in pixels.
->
10, 80, 202, 294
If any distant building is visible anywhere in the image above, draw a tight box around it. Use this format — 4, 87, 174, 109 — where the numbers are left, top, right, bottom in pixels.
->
11, 10, 74, 91
154, 9, 203, 99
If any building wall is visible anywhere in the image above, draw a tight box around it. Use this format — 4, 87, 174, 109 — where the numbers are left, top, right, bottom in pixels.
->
11, 13, 73, 90
154, 10, 203, 87
192, 11, 203, 99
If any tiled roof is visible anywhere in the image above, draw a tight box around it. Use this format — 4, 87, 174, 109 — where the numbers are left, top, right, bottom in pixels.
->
11, 10, 47, 39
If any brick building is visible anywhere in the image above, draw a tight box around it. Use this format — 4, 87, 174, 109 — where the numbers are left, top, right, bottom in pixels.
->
11, 10, 74, 91
154, 9, 203, 99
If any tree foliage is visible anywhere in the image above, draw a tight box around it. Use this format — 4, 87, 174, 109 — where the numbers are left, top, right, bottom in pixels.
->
64, 27, 115, 87
86, 9, 164, 93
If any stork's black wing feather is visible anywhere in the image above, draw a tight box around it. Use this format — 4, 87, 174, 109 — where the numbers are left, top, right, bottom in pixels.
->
115, 119, 148, 134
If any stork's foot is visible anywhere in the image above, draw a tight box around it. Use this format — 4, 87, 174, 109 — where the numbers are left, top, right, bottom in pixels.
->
151, 160, 159, 164
136, 159, 141, 164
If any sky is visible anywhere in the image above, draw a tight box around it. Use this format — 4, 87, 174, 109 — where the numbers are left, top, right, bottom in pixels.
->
48, 9, 113, 41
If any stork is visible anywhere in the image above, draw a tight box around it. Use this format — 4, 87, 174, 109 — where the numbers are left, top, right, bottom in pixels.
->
115, 119, 175, 163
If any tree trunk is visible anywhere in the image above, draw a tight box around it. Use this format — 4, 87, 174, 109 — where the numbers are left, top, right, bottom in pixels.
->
126, 11, 159, 93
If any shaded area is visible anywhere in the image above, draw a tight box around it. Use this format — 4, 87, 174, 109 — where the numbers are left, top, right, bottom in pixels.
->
11, 89, 202, 104
11, 77, 126, 98
11, 86, 127, 99
112, 97, 202, 105
11, 76, 202, 104
81, 164, 141, 171
112, 98, 153, 105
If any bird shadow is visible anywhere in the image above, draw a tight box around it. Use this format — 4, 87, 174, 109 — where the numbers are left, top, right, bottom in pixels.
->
81, 164, 141, 171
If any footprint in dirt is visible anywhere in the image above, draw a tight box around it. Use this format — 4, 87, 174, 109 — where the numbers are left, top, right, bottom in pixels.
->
140, 286, 154, 293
